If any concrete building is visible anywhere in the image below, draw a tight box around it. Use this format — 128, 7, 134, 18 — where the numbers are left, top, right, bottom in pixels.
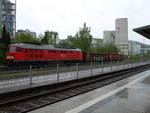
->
115, 18, 128, 55
59, 39, 68, 43
103, 18, 129, 55
141, 48, 150, 54
44, 31, 60, 44
103, 31, 115, 45
17, 29, 37, 38
1, 0, 16, 37
49, 31, 59, 44
128, 40, 150, 55
141, 44, 150, 54
92, 38, 103, 48
0, 0, 2, 28
0, 0, 2, 38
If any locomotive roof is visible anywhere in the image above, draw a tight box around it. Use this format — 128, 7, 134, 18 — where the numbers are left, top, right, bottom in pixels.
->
10, 43, 82, 51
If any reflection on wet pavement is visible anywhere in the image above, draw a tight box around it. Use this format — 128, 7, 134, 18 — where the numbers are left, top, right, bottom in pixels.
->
84, 76, 150, 113
142, 76, 150, 85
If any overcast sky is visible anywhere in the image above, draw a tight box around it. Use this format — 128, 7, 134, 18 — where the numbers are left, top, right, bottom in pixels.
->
14, 0, 150, 44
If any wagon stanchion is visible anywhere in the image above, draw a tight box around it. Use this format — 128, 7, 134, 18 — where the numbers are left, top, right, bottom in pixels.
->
57, 64, 60, 82
29, 65, 32, 85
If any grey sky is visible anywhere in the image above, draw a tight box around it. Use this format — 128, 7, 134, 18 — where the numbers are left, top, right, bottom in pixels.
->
16, 0, 150, 44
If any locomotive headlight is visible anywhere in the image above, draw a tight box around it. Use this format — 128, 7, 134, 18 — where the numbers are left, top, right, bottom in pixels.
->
6, 56, 14, 59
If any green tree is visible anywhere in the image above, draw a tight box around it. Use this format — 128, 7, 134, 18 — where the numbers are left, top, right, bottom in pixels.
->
38, 33, 44, 41
0, 27, 2, 38
69, 23, 92, 53
0, 26, 11, 64
11, 33, 40, 44
0, 47, 5, 64
92, 43, 120, 54
1, 25, 11, 47
59, 41, 71, 46
41, 31, 53, 44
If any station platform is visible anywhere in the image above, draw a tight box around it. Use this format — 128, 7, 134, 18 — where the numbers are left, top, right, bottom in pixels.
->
29, 69, 150, 113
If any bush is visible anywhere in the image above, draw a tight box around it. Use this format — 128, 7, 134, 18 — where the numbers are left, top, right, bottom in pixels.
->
0, 49, 5, 64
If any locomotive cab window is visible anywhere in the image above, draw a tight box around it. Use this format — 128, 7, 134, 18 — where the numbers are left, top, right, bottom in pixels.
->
48, 50, 52, 53
16, 48, 22, 52
70, 51, 73, 53
9, 47, 15, 52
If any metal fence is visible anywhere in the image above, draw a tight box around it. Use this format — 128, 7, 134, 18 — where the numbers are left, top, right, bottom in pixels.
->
0, 59, 150, 90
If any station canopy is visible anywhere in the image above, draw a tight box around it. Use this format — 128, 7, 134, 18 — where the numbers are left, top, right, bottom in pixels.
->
133, 25, 150, 39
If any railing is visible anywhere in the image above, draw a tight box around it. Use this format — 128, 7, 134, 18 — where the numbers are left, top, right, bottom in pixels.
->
0, 59, 150, 90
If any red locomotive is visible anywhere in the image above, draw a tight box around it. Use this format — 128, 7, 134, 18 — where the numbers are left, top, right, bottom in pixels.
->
5, 43, 124, 65
5, 43, 83, 65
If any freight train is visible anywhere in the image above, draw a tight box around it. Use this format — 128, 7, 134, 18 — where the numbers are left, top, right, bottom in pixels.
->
5, 43, 124, 65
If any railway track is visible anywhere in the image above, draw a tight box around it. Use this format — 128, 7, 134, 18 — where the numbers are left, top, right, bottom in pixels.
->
0, 64, 149, 113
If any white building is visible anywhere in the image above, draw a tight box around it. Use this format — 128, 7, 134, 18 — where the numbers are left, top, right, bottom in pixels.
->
128, 40, 141, 55
50, 31, 59, 44
0, 0, 2, 28
141, 48, 150, 54
103, 31, 115, 45
0, 0, 2, 38
115, 18, 128, 55
1, 0, 16, 37
45, 31, 60, 44
103, 18, 129, 55
0, 0, 2, 39
92, 38, 103, 48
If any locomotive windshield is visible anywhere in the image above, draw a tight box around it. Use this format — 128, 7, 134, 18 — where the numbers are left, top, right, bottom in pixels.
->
8, 47, 15, 52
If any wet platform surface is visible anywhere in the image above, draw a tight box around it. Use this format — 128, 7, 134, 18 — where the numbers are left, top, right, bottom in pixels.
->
29, 70, 150, 113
